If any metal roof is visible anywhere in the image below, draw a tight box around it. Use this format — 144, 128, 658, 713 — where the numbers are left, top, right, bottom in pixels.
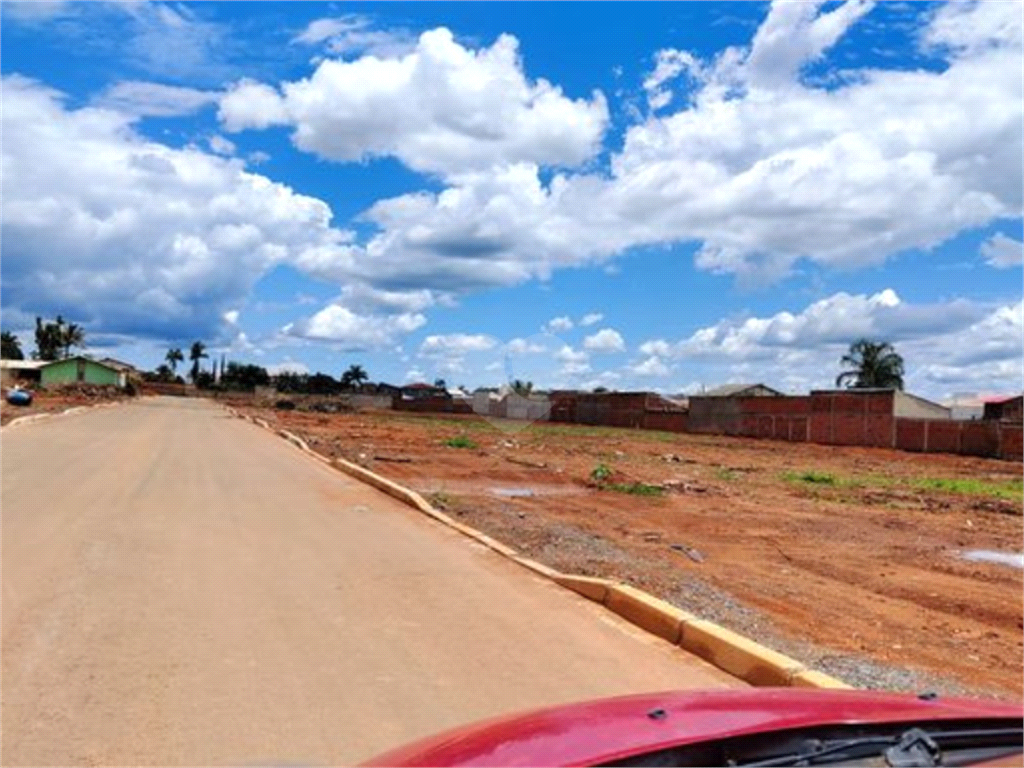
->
702, 383, 781, 397
0, 359, 46, 369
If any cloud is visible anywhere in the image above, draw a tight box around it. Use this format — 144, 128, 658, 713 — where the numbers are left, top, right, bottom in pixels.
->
92, 81, 219, 118
419, 333, 496, 355
981, 233, 1023, 269
219, 28, 609, 177
404, 367, 426, 382
643, 49, 704, 111
292, 15, 417, 58
583, 327, 626, 353
659, 289, 987, 359
2, 1, 75, 21
247, 151, 271, 166
284, 304, 425, 350
579, 312, 603, 326
266, 360, 310, 376
544, 316, 574, 333
506, 338, 546, 354
634, 289, 1021, 398
1, 75, 357, 341
554, 345, 588, 364
312, 1, 1021, 289
223, 309, 240, 324
336, 284, 444, 314
630, 355, 670, 376
207, 134, 236, 156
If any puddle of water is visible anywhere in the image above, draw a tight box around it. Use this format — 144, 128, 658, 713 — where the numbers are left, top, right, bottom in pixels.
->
961, 550, 1024, 569
491, 487, 535, 498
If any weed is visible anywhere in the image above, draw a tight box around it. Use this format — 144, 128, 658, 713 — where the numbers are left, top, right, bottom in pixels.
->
591, 463, 613, 482
784, 470, 838, 486
428, 491, 452, 509
606, 482, 665, 496
911, 477, 1023, 501
444, 435, 478, 449
716, 468, 738, 481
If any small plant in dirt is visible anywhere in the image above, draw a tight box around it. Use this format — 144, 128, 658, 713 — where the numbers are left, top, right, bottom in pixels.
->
591, 463, 613, 482
784, 470, 838, 485
428, 491, 452, 509
607, 482, 664, 496
716, 468, 737, 481
444, 435, 477, 449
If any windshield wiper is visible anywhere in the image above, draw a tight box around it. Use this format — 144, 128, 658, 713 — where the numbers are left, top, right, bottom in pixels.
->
740, 726, 1023, 767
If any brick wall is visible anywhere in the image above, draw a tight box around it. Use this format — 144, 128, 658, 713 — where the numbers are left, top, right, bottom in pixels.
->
894, 418, 1021, 460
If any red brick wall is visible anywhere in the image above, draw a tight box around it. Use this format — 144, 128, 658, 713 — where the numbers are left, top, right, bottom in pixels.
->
926, 420, 961, 453
642, 411, 688, 432
961, 421, 1000, 457
896, 419, 926, 452
999, 424, 1023, 461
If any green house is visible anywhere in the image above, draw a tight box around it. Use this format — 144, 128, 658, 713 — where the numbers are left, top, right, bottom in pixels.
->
40, 356, 126, 388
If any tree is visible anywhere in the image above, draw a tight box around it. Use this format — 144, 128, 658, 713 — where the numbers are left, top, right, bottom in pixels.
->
165, 347, 184, 373
221, 362, 270, 390
433, 377, 447, 389
341, 364, 368, 390
593, 386, 609, 393
835, 339, 905, 390
1, 331, 24, 360
33, 316, 63, 361
511, 379, 533, 396
59, 320, 85, 359
188, 341, 208, 383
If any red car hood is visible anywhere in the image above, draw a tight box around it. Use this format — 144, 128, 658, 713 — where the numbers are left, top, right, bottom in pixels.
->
361, 688, 1022, 767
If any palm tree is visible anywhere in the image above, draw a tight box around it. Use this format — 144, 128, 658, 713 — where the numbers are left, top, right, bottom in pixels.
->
165, 347, 184, 373
188, 341, 208, 383
835, 339, 905, 390
341, 364, 368, 390
59, 320, 85, 359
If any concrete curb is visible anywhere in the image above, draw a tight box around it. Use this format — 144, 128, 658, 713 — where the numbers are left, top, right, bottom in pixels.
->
230, 406, 852, 690
2, 399, 129, 431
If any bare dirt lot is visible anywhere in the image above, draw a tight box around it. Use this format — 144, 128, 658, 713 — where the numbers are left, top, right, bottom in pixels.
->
233, 402, 1023, 699
0, 384, 131, 426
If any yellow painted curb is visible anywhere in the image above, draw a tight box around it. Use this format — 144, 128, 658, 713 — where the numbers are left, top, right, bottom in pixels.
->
790, 669, 854, 689
605, 584, 697, 644
553, 574, 612, 603
515, 556, 563, 580
228, 405, 852, 690
680, 619, 807, 687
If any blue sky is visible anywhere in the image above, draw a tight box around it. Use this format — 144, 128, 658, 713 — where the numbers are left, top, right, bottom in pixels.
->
1, 0, 1021, 399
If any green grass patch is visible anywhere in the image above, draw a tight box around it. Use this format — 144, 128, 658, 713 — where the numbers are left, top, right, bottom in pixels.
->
783, 470, 840, 486
590, 463, 613, 482
910, 476, 1023, 501
716, 468, 738, 481
443, 435, 478, 449
606, 482, 665, 496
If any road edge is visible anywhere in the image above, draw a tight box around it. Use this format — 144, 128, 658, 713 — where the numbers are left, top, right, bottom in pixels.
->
226, 406, 853, 691
1, 398, 130, 430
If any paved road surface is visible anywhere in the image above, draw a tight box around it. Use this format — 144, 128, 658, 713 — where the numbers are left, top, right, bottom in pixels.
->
2, 397, 742, 766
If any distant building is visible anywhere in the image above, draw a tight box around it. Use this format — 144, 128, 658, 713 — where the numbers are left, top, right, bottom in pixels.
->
702, 383, 782, 397
944, 392, 1020, 420
0, 359, 45, 387
400, 382, 448, 400
808, 388, 951, 419
984, 395, 1023, 422
39, 356, 126, 388
97, 357, 138, 373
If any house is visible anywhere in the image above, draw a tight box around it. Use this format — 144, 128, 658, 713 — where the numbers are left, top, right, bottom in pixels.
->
400, 382, 447, 400
0, 359, 45, 387
702, 383, 782, 397
810, 388, 951, 419
39, 356, 127, 388
984, 395, 1023, 422
97, 357, 138, 374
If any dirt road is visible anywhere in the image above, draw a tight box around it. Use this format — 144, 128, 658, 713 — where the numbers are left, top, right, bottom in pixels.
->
1, 398, 741, 766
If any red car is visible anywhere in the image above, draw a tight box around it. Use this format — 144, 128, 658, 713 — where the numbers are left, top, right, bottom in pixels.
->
362, 689, 1023, 767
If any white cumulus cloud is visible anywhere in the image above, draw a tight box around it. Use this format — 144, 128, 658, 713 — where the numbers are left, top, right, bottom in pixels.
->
579, 312, 604, 326
584, 328, 626, 353
981, 233, 1023, 269
219, 28, 609, 177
